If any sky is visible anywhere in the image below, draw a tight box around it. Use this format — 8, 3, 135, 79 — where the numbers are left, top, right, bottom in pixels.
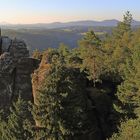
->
0, 0, 140, 24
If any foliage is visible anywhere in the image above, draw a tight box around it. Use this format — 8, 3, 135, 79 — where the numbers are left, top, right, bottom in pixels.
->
108, 12, 140, 140
0, 97, 34, 140
117, 45, 140, 116
32, 49, 93, 139
78, 30, 103, 86
32, 49, 43, 60
110, 118, 140, 140
102, 11, 132, 82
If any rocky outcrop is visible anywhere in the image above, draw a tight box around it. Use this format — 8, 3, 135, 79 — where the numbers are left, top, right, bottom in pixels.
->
32, 51, 51, 104
0, 37, 39, 107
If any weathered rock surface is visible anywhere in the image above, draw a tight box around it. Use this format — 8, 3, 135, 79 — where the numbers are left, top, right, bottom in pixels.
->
32, 51, 51, 104
0, 37, 39, 107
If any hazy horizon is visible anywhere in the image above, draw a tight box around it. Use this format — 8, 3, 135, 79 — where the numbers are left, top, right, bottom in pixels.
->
0, 0, 140, 24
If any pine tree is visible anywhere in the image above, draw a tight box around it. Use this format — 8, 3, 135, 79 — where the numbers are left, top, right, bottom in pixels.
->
32, 50, 93, 140
113, 11, 132, 39
117, 45, 140, 116
103, 11, 133, 81
78, 30, 103, 86
0, 97, 34, 140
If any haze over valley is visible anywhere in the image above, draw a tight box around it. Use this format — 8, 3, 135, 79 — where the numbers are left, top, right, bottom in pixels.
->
1, 19, 140, 52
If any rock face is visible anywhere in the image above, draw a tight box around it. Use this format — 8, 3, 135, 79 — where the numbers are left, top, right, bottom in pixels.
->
0, 36, 39, 107
32, 51, 51, 104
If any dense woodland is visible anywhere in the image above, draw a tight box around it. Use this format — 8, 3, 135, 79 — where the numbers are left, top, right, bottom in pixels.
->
1, 11, 140, 140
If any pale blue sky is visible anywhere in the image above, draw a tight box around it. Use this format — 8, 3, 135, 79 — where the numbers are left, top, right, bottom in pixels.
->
0, 0, 139, 24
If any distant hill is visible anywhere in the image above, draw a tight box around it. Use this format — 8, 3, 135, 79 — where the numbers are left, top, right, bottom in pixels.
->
33, 19, 119, 28
0, 19, 140, 29
1, 19, 140, 52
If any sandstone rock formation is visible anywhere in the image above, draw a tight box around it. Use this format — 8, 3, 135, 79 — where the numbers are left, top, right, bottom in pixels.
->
0, 34, 39, 107
32, 51, 51, 104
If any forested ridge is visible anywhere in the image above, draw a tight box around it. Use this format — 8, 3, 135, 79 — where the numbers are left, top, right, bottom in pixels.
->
1, 11, 140, 140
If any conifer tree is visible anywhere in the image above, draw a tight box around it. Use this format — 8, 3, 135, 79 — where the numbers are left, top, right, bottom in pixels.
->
32, 49, 93, 140
0, 97, 34, 140
113, 11, 132, 39
103, 11, 133, 81
78, 30, 103, 86
117, 45, 140, 116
